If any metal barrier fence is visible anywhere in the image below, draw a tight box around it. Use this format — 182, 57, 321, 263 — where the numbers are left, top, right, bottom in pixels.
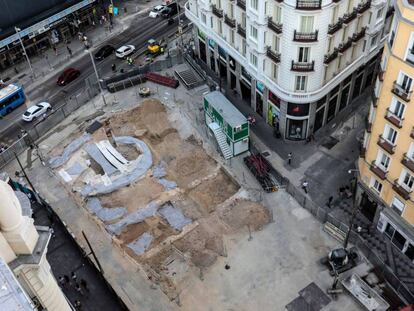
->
0, 80, 99, 169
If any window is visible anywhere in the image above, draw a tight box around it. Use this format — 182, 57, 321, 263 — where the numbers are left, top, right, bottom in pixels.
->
250, 25, 258, 40
228, 3, 234, 18
242, 39, 246, 56
210, 16, 214, 28
201, 13, 207, 24
271, 63, 278, 80
272, 35, 280, 51
371, 34, 379, 48
300, 16, 314, 33
390, 99, 405, 119
250, 53, 258, 67
384, 125, 397, 144
241, 12, 246, 28
391, 197, 405, 215
371, 178, 383, 194
273, 6, 282, 23
298, 47, 310, 62
400, 170, 414, 190
230, 30, 235, 45
376, 151, 390, 171
295, 76, 307, 91
398, 73, 413, 92
376, 8, 384, 20
251, 0, 258, 10
408, 143, 414, 160
389, 19, 397, 48
218, 20, 223, 34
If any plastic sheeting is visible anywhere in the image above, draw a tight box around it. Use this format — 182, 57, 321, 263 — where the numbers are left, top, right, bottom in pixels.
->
66, 162, 86, 176
84, 143, 118, 176
157, 178, 177, 190
127, 232, 154, 255
107, 201, 159, 236
152, 162, 167, 178
86, 198, 127, 222
49, 133, 91, 168
159, 203, 192, 231
81, 136, 153, 196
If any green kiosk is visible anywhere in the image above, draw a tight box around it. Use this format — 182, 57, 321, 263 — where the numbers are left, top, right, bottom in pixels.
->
203, 91, 249, 159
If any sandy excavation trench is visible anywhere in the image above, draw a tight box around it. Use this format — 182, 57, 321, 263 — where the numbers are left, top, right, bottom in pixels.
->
50, 99, 270, 300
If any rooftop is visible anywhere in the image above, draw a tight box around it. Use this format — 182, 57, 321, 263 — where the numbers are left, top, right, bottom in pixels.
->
204, 91, 247, 127
0, 258, 34, 311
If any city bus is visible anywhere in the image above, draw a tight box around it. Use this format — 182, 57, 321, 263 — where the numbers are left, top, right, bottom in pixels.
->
0, 84, 26, 117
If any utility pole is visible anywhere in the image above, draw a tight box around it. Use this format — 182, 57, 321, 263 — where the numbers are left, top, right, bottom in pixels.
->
85, 48, 107, 106
15, 27, 35, 78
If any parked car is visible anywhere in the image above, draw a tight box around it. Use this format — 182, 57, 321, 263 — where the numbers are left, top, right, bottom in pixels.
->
57, 68, 81, 86
161, 3, 178, 18
22, 102, 51, 122
115, 45, 136, 58
94, 45, 115, 60
149, 5, 165, 18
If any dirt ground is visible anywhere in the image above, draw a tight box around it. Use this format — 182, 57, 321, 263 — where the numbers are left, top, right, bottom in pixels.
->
53, 99, 270, 301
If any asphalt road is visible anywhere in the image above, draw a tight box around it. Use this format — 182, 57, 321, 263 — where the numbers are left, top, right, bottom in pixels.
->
0, 12, 188, 146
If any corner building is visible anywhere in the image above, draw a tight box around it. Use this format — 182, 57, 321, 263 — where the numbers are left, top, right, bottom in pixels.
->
185, 0, 393, 140
359, 0, 414, 261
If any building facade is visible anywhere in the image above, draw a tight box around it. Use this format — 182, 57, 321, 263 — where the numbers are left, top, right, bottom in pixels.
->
358, 0, 414, 262
0, 0, 98, 71
185, 0, 394, 140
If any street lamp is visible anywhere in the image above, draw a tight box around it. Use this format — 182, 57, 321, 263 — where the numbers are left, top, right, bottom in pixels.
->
343, 169, 359, 249
84, 48, 107, 106
14, 27, 35, 78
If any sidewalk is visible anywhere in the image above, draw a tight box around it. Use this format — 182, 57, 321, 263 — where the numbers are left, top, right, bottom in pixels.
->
0, 0, 162, 95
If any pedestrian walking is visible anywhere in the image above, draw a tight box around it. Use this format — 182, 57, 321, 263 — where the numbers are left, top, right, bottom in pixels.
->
58, 276, 66, 288
287, 152, 292, 165
74, 300, 82, 310
326, 196, 333, 208
71, 271, 77, 283
111, 63, 116, 72
80, 279, 89, 292
302, 180, 308, 194
75, 283, 84, 296
67, 46, 72, 57
52, 45, 58, 56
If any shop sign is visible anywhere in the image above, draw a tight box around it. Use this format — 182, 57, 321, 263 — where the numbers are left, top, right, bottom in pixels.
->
208, 39, 216, 48
256, 81, 264, 93
268, 91, 280, 107
198, 29, 206, 41
287, 102, 309, 117
229, 56, 236, 70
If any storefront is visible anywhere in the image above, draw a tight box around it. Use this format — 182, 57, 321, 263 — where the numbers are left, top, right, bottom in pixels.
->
267, 91, 280, 128
285, 102, 309, 140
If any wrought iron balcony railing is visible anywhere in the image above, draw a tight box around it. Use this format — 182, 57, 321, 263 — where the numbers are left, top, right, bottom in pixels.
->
393, 180, 412, 200
402, 154, 414, 173
392, 81, 412, 102
377, 135, 396, 154
370, 161, 388, 180
296, 0, 321, 10
266, 47, 281, 63
268, 18, 283, 34
211, 5, 224, 18
328, 20, 343, 35
385, 108, 404, 128
237, 24, 246, 38
342, 9, 358, 24
236, 0, 246, 10
324, 49, 338, 65
224, 14, 236, 28
293, 30, 318, 42
291, 60, 315, 72
357, 0, 371, 14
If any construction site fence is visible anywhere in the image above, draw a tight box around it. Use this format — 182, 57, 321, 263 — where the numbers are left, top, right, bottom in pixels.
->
0, 78, 100, 170
283, 178, 414, 303
101, 53, 184, 89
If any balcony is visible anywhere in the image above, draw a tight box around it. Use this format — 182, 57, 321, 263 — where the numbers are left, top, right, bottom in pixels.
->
293, 30, 318, 42
393, 180, 412, 200
266, 47, 281, 63
392, 81, 412, 102
342, 9, 358, 25
402, 154, 414, 173
328, 20, 343, 35
268, 18, 283, 34
385, 108, 403, 128
296, 0, 321, 10
377, 135, 396, 154
370, 161, 388, 180
359, 146, 366, 158
211, 5, 223, 18
357, 1, 371, 14
237, 24, 246, 38
224, 14, 236, 28
338, 38, 353, 53
324, 49, 338, 65
291, 61, 315, 72
378, 70, 385, 82
236, 0, 246, 10
352, 27, 366, 43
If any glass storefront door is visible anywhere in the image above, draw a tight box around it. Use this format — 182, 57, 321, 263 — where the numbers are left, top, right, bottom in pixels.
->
286, 118, 308, 140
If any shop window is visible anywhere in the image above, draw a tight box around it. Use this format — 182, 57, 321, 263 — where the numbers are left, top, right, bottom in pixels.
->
405, 244, 414, 261
370, 178, 383, 194
392, 230, 406, 251
316, 96, 326, 109
384, 223, 395, 239
286, 118, 308, 140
